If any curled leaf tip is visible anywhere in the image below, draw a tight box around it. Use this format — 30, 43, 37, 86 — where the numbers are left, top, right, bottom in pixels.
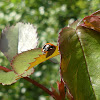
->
81, 14, 100, 32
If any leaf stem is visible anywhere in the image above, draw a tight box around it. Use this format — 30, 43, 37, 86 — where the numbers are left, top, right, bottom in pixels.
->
24, 77, 55, 99
0, 66, 11, 72
0, 66, 56, 99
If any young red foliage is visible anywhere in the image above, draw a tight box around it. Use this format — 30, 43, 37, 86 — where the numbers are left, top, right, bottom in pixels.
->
83, 15, 100, 32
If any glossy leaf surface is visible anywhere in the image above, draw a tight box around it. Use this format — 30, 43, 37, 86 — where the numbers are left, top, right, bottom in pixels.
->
0, 23, 38, 61
76, 26, 100, 100
83, 15, 100, 32
58, 26, 100, 100
0, 25, 19, 61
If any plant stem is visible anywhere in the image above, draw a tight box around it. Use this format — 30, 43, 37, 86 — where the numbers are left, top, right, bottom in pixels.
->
24, 77, 55, 99
0, 66, 11, 72
0, 66, 56, 99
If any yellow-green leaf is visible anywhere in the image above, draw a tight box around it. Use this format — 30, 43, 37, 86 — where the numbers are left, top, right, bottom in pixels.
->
11, 46, 59, 75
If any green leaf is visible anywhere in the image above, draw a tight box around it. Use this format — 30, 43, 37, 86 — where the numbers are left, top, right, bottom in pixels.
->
22, 68, 34, 77
27, 45, 59, 70
0, 23, 37, 82
58, 27, 96, 100
11, 45, 59, 75
0, 23, 38, 61
76, 26, 100, 100
0, 70, 18, 85
0, 25, 19, 61
11, 48, 42, 75
0, 65, 34, 85
69, 20, 80, 29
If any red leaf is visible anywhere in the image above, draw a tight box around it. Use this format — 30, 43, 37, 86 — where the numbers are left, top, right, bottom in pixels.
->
51, 86, 61, 100
57, 79, 65, 99
83, 15, 100, 32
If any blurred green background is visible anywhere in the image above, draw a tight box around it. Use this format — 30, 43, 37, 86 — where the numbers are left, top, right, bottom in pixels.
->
0, 0, 100, 100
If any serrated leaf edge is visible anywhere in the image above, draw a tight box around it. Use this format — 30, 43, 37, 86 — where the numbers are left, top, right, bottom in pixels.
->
27, 46, 60, 71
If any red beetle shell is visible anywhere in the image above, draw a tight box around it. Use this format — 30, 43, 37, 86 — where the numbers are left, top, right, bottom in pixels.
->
42, 43, 56, 54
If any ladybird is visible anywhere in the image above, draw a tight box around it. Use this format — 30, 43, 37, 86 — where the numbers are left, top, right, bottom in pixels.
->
42, 43, 56, 54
